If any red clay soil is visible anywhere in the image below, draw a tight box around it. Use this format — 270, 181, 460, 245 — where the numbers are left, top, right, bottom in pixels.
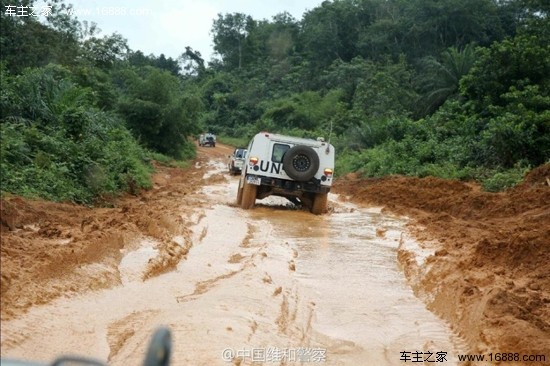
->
0, 145, 234, 321
333, 164, 550, 364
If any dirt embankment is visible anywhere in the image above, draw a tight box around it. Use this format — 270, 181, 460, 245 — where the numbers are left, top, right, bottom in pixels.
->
333, 164, 550, 363
0, 145, 233, 321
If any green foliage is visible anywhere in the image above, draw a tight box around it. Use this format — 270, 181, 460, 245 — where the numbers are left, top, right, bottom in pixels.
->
461, 30, 550, 110
351, 56, 418, 118
400, 0, 505, 58
2, 0, 548, 202
217, 135, 250, 148
147, 151, 190, 169
480, 86, 550, 168
415, 43, 478, 116
211, 13, 257, 69
0, 0, 80, 73
481, 166, 530, 192
116, 67, 203, 159
260, 90, 344, 131
81, 33, 129, 69
1, 65, 152, 203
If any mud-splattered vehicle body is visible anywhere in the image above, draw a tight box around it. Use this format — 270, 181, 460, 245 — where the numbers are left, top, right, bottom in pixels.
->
236, 132, 335, 214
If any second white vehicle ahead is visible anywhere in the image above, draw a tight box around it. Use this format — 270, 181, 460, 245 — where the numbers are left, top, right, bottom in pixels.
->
228, 147, 248, 175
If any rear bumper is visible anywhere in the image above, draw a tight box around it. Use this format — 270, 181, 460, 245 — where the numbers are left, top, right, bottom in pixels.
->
250, 175, 330, 195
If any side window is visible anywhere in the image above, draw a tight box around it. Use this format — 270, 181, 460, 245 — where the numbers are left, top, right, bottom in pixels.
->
272, 143, 290, 163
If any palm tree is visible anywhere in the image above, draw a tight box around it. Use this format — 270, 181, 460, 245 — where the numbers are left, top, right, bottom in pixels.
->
416, 43, 477, 116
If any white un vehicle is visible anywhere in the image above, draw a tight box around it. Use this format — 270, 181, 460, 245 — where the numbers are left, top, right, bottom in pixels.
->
236, 132, 335, 214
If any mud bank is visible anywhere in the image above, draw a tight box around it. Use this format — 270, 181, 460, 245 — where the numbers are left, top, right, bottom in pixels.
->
0, 153, 215, 321
333, 164, 550, 365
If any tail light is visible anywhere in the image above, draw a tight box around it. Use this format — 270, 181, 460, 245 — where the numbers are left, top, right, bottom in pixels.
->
324, 168, 333, 176
249, 157, 259, 165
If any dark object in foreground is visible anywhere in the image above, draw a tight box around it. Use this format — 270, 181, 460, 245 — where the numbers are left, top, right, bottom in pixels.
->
0, 327, 172, 366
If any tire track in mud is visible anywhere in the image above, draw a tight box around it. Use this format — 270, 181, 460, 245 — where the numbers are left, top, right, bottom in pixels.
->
247, 202, 467, 365
107, 310, 160, 361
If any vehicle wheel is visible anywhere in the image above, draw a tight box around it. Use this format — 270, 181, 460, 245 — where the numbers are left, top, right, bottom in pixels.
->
311, 192, 328, 215
236, 178, 244, 205
282, 145, 320, 181
241, 181, 257, 209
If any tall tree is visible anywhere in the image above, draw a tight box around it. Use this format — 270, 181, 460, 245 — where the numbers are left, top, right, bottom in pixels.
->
402, 0, 505, 58
211, 13, 255, 69
300, 0, 368, 70
0, 0, 80, 72
180, 46, 205, 76
81, 33, 129, 69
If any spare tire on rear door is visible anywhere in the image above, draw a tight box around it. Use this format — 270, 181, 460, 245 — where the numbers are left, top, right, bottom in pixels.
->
282, 145, 320, 181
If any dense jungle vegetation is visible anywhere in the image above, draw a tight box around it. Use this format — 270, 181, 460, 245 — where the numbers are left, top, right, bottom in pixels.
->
1, 0, 549, 203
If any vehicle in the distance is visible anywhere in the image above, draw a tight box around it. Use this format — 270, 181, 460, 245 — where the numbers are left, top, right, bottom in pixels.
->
228, 148, 247, 175
198, 133, 216, 147
236, 132, 335, 214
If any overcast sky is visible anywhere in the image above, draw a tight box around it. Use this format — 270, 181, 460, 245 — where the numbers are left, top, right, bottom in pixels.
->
64, 0, 323, 62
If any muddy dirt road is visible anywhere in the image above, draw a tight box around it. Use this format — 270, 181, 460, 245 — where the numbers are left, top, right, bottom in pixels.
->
3, 146, 549, 365
1, 145, 467, 365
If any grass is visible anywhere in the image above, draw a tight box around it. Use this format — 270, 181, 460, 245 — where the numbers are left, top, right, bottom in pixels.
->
148, 151, 190, 169
217, 135, 249, 148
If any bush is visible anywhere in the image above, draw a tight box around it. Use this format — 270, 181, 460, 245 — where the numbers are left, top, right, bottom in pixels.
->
0, 66, 152, 203
147, 151, 189, 169
481, 166, 529, 192
115, 67, 202, 159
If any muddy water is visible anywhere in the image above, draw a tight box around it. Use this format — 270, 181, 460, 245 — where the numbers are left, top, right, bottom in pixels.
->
0, 158, 465, 365
252, 203, 465, 364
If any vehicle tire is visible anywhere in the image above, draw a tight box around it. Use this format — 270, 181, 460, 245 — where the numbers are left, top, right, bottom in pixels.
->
236, 178, 244, 205
241, 180, 257, 209
282, 145, 320, 181
311, 192, 328, 215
